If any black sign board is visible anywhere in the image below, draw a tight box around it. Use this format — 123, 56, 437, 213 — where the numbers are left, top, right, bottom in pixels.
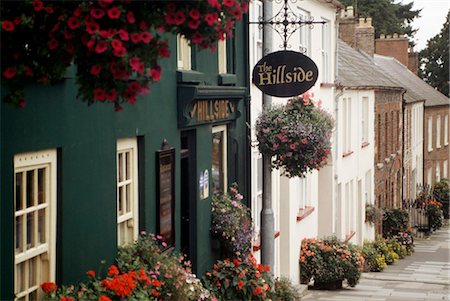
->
252, 50, 318, 97
156, 140, 175, 249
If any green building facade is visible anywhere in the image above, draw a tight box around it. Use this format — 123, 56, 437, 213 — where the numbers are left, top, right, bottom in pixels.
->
0, 17, 250, 300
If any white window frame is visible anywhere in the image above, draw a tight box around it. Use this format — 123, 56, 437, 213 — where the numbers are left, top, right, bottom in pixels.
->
218, 38, 227, 74
361, 97, 369, 144
321, 18, 331, 83
443, 160, 448, 179
14, 149, 57, 301
428, 117, 433, 152
298, 8, 311, 55
212, 125, 228, 193
436, 115, 441, 148
117, 138, 139, 246
298, 177, 310, 209
444, 115, 449, 146
427, 167, 432, 185
177, 34, 191, 70
436, 162, 441, 182
252, 152, 263, 241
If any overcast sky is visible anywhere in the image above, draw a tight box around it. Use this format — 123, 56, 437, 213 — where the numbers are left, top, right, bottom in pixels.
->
408, 0, 449, 51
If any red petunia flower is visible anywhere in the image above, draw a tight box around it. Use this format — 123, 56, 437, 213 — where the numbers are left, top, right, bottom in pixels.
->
241, 2, 249, 13
188, 19, 200, 30
191, 32, 204, 45
67, 17, 80, 29
2, 67, 17, 79
48, 38, 60, 50
130, 33, 141, 43
45, 6, 54, 14
32, 0, 43, 11
128, 81, 141, 92
93, 88, 106, 101
95, 40, 108, 53
13, 17, 21, 25
91, 8, 105, 19
113, 46, 126, 57
129, 57, 141, 70
107, 7, 121, 19
90, 64, 102, 75
123, 90, 136, 104
86, 22, 100, 35
19, 99, 26, 108
64, 30, 75, 40
66, 42, 75, 54
140, 32, 152, 44
205, 13, 218, 26
165, 12, 176, 25
41, 282, 58, 294
99, 0, 113, 8
106, 90, 118, 102
73, 6, 83, 17
189, 9, 200, 20
208, 0, 221, 9
24, 66, 33, 77
111, 39, 122, 49
174, 11, 186, 25
140, 21, 148, 30
99, 30, 114, 39
86, 39, 96, 49
223, 0, 235, 7
127, 11, 135, 24
166, 2, 176, 11
118, 29, 129, 41
158, 47, 170, 58
150, 66, 162, 81
2, 20, 15, 31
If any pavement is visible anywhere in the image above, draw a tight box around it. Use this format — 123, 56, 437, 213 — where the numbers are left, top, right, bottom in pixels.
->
301, 222, 450, 301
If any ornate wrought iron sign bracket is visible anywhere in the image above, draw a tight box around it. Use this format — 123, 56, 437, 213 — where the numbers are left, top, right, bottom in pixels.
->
249, 0, 326, 51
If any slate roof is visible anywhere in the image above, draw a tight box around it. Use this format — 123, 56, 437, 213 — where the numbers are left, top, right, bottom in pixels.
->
337, 39, 402, 90
374, 54, 450, 107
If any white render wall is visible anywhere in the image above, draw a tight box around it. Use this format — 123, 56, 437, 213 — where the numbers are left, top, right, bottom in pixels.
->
249, 0, 339, 284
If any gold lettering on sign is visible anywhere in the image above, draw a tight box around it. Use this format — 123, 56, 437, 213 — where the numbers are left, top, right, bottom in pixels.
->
195, 100, 231, 122
256, 62, 315, 86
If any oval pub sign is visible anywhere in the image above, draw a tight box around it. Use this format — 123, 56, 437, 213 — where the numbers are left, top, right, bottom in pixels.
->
252, 50, 318, 97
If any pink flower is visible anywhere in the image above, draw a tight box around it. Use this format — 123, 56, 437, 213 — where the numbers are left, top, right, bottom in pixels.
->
290, 144, 296, 150
302, 138, 308, 144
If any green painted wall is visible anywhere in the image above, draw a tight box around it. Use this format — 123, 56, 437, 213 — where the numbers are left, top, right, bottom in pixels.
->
1, 17, 249, 300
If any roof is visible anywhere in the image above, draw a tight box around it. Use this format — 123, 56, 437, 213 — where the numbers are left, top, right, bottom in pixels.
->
318, 0, 345, 9
374, 54, 450, 107
337, 39, 403, 90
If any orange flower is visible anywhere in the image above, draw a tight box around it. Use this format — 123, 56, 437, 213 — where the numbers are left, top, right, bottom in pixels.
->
41, 282, 58, 294
253, 286, 262, 295
98, 296, 111, 301
86, 270, 95, 278
108, 265, 119, 277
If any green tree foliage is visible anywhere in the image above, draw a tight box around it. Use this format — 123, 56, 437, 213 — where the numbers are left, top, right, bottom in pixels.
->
341, 0, 421, 43
419, 11, 449, 97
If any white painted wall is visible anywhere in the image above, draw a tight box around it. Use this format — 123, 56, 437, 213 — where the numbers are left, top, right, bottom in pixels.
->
249, 0, 340, 284
409, 102, 424, 198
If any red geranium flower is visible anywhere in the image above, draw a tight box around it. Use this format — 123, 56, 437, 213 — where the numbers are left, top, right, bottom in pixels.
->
3, 67, 17, 79
189, 9, 200, 20
107, 7, 121, 19
90, 64, 102, 75
140, 32, 152, 44
95, 40, 108, 53
2, 20, 15, 31
253, 287, 262, 295
127, 11, 135, 24
237, 280, 244, 290
67, 17, 80, 29
118, 29, 129, 41
91, 8, 105, 19
41, 282, 58, 294
32, 0, 43, 11
48, 39, 59, 50
130, 33, 141, 43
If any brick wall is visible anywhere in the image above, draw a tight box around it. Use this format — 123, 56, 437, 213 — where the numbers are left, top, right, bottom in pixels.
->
408, 51, 419, 75
424, 105, 450, 187
375, 34, 409, 67
355, 18, 374, 56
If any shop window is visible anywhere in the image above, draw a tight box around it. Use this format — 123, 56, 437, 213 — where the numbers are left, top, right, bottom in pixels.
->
14, 149, 57, 301
212, 125, 228, 194
117, 138, 139, 246
177, 35, 191, 70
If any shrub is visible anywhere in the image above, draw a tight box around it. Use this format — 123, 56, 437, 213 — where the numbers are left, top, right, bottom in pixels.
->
361, 242, 386, 272
365, 204, 383, 224
202, 255, 273, 301
433, 178, 449, 219
373, 237, 398, 265
387, 239, 407, 259
211, 184, 253, 258
272, 277, 301, 301
396, 230, 414, 255
426, 199, 444, 230
383, 208, 409, 237
300, 237, 364, 287
255, 93, 334, 178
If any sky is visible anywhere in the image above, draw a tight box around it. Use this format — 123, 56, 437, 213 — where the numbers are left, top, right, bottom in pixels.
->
408, 0, 449, 51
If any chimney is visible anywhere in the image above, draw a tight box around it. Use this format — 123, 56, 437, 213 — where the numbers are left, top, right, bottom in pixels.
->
355, 17, 375, 56
375, 34, 409, 66
408, 47, 419, 75
339, 6, 356, 48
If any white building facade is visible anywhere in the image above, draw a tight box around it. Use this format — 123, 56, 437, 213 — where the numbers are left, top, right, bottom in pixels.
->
249, 0, 342, 283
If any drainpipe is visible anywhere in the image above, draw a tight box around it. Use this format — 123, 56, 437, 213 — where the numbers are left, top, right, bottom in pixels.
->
260, 0, 274, 271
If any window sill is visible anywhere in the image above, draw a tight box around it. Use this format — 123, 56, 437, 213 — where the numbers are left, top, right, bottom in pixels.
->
252, 231, 280, 252
345, 231, 356, 243
428, 148, 433, 152
218, 73, 237, 85
297, 206, 315, 222
342, 151, 354, 158
320, 82, 334, 88
361, 142, 370, 148
177, 70, 205, 84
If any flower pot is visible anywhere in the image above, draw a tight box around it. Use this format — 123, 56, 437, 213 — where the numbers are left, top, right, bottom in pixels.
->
311, 279, 343, 290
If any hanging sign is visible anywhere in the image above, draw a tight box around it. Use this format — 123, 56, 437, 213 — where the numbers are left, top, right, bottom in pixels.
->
252, 50, 318, 97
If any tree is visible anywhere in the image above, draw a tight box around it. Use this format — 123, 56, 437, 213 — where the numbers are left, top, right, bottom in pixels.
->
341, 0, 421, 44
419, 11, 449, 97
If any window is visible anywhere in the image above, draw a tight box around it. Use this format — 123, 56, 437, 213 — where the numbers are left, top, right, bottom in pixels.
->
321, 18, 331, 82
365, 170, 372, 204
298, 177, 310, 209
343, 97, 352, 154
384, 112, 388, 157
391, 111, 395, 153
443, 160, 448, 179
117, 138, 139, 246
445, 115, 449, 145
436, 115, 441, 148
14, 149, 57, 301
212, 125, 227, 194
436, 162, 441, 182
427, 168, 432, 185
298, 9, 311, 55
251, 1, 263, 64
252, 154, 263, 238
377, 114, 381, 161
218, 38, 227, 74
428, 117, 433, 151
177, 35, 191, 70
361, 97, 369, 144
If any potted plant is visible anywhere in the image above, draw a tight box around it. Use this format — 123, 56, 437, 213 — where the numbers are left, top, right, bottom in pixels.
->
211, 184, 253, 258
255, 93, 334, 178
365, 204, 383, 225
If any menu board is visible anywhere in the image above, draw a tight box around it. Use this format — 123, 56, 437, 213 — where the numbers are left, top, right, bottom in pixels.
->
157, 145, 175, 248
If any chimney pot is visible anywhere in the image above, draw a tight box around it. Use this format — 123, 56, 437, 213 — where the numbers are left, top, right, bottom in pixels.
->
380, 34, 386, 39
393, 33, 398, 38
387, 34, 392, 39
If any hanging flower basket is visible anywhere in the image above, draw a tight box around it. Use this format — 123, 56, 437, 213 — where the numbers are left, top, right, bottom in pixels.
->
255, 93, 334, 178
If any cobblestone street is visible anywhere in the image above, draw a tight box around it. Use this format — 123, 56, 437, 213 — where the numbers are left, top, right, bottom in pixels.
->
302, 223, 450, 301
